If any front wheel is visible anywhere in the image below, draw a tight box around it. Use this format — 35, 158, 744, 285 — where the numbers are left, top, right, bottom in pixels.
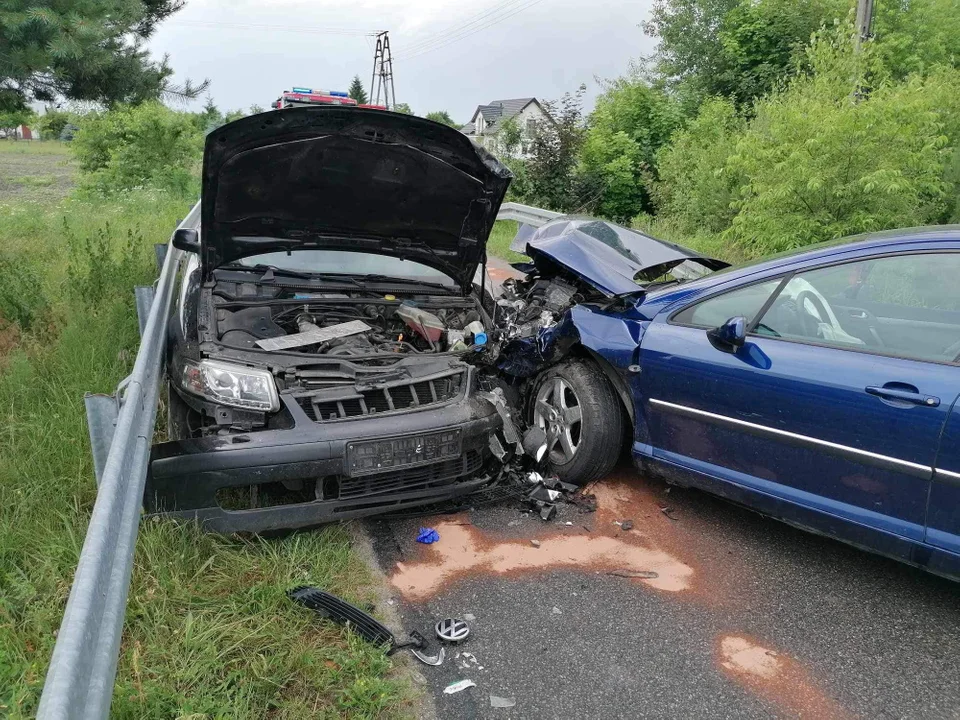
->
531, 358, 624, 485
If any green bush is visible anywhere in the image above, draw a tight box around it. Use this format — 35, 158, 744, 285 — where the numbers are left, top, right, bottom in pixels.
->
0, 252, 46, 330
65, 220, 149, 305
71, 102, 203, 197
502, 156, 532, 203
579, 74, 682, 221
653, 97, 745, 236
726, 31, 960, 254
35, 109, 72, 141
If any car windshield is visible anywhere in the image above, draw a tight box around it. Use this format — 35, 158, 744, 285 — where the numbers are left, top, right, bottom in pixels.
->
233, 250, 457, 286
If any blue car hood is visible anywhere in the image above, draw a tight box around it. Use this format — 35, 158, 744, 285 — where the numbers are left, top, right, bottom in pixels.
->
510, 218, 728, 296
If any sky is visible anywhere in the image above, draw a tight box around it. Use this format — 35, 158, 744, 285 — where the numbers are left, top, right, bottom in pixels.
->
147, 0, 658, 123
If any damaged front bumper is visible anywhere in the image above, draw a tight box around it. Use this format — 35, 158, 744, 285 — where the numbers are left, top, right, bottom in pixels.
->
146, 393, 501, 533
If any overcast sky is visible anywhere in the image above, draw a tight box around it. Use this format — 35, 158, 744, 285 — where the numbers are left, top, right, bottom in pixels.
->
147, 0, 657, 122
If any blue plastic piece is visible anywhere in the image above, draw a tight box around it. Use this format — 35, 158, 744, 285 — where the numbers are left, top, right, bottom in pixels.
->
474, 332, 487, 346
417, 527, 440, 544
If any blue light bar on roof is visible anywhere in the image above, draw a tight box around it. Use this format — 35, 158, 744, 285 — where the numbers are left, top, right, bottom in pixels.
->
292, 87, 313, 93
329, 91, 349, 97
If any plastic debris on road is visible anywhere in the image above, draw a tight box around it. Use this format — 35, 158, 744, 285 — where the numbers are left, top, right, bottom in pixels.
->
444, 679, 476, 694
417, 527, 441, 544
490, 695, 517, 708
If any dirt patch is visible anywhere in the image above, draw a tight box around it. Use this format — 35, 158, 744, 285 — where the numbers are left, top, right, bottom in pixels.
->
717, 634, 851, 719
385, 466, 745, 601
0, 143, 75, 202
391, 519, 693, 600
387, 468, 758, 604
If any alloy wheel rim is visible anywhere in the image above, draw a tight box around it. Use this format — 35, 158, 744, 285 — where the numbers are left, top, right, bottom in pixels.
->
533, 377, 582, 464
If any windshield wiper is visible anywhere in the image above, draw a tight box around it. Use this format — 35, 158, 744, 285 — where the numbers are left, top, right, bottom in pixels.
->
220, 263, 315, 281
220, 264, 367, 286
355, 274, 454, 291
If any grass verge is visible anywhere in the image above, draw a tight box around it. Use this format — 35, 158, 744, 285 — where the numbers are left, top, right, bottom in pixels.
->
0, 146, 416, 718
486, 219, 527, 263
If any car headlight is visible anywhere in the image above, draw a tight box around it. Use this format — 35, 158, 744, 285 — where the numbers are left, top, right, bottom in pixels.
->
180, 359, 280, 412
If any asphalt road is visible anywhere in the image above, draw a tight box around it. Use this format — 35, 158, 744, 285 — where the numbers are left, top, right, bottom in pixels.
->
367, 462, 960, 719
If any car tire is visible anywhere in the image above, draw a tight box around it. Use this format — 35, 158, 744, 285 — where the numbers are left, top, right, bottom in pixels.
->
531, 358, 624, 485
167, 384, 193, 441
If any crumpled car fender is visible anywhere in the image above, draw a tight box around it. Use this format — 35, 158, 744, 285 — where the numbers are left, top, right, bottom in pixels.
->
498, 303, 646, 374
496, 302, 655, 446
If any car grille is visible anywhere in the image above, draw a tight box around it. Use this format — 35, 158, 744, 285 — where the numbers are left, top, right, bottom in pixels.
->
337, 450, 483, 500
296, 372, 464, 422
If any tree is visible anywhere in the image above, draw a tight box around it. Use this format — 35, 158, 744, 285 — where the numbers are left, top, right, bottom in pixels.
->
873, 0, 960, 80
425, 110, 458, 127
642, 0, 740, 112
223, 109, 247, 124
653, 97, 745, 236
36, 107, 72, 139
0, 1, 207, 113
393, 103, 413, 115
198, 96, 223, 130
348, 75, 368, 105
526, 85, 589, 211
0, 108, 36, 138
578, 73, 682, 220
643, 0, 847, 111
496, 116, 523, 156
726, 30, 960, 254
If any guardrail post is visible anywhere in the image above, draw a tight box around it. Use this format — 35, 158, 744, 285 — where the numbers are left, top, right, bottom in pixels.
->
154, 243, 168, 272
134, 286, 156, 337
83, 394, 118, 488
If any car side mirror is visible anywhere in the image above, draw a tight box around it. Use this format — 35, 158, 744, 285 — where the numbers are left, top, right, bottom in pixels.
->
172, 228, 200, 253
708, 315, 747, 352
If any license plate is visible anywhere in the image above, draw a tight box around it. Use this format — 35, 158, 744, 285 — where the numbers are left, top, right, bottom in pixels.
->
346, 429, 462, 476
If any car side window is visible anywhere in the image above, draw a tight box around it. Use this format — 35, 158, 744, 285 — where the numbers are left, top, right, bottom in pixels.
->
754, 253, 960, 364
672, 279, 782, 329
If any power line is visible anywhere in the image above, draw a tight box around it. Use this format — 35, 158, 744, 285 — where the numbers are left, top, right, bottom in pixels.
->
396, 0, 546, 59
399, 0, 528, 55
167, 20, 376, 36
396, 0, 548, 61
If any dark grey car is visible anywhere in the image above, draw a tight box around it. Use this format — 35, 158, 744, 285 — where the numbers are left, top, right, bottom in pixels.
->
146, 107, 513, 533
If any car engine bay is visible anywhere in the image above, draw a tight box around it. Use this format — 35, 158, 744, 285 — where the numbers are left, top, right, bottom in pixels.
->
210, 284, 492, 358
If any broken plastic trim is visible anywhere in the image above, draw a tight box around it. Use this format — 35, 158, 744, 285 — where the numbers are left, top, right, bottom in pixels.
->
288, 586, 426, 655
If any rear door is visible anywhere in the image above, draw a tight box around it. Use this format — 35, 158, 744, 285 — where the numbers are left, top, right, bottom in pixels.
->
639, 250, 960, 544
927, 396, 960, 555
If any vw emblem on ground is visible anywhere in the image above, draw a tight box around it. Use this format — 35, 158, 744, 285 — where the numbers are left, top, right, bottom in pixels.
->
435, 618, 470, 643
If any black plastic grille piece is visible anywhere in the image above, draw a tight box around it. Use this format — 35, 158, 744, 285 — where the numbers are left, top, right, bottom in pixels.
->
288, 586, 395, 647
297, 373, 463, 422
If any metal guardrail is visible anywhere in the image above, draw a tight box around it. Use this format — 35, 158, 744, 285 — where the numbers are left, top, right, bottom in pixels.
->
497, 201, 562, 227
36, 201, 201, 720
35, 199, 552, 718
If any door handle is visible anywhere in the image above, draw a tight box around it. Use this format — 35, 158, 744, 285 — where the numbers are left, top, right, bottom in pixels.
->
865, 385, 940, 407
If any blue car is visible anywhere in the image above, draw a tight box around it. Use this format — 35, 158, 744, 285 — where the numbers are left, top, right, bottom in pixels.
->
502, 219, 960, 581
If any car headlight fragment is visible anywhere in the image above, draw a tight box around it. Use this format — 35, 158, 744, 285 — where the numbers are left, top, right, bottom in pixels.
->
181, 359, 280, 412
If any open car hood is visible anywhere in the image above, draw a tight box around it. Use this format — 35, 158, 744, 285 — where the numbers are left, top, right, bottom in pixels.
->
510, 218, 729, 296
201, 107, 512, 291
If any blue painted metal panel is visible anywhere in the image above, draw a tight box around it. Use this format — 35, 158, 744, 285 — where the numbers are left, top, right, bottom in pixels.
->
927, 394, 960, 554
637, 320, 952, 541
